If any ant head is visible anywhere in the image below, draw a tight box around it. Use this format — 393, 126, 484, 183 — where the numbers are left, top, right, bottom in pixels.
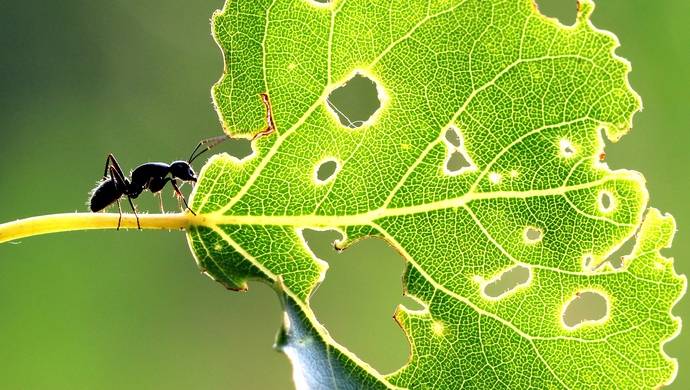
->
170, 160, 197, 182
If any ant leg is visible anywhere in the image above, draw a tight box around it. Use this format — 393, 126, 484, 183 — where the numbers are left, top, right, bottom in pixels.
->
127, 196, 141, 230
187, 135, 229, 163
169, 183, 183, 211
102, 154, 126, 181
170, 179, 196, 215
105, 166, 128, 231
108, 166, 129, 196
102, 154, 115, 179
116, 200, 123, 231
158, 193, 165, 213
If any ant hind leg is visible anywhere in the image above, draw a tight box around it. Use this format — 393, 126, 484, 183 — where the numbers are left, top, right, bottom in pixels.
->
103, 154, 126, 181
116, 200, 123, 231
127, 196, 141, 230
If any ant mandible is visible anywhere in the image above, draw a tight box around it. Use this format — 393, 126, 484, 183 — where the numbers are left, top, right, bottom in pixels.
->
88, 135, 229, 230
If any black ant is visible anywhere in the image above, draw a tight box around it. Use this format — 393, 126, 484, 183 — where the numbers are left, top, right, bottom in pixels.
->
88, 135, 229, 229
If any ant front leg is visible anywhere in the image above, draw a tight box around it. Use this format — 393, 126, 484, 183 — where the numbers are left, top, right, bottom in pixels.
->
170, 179, 196, 215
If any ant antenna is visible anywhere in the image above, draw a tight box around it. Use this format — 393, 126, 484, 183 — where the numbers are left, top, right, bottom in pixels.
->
188, 93, 275, 163
188, 134, 230, 163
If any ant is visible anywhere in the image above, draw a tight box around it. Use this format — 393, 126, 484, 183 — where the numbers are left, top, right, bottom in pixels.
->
88, 135, 229, 229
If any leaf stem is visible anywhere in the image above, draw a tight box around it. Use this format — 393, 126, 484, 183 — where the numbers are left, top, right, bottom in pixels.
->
0, 213, 191, 244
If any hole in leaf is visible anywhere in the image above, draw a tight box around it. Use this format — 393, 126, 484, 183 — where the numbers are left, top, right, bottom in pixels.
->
326, 73, 382, 129
446, 151, 471, 173
483, 265, 531, 299
441, 126, 476, 176
534, 0, 577, 26
523, 227, 543, 244
562, 291, 609, 330
314, 159, 339, 184
602, 235, 637, 270
226, 137, 253, 160
598, 190, 615, 213
304, 230, 408, 373
444, 128, 461, 147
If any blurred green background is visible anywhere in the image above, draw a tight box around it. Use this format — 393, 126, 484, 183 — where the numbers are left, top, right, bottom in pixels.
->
0, 1, 687, 389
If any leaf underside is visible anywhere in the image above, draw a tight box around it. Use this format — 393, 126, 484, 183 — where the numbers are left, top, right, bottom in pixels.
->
187, 0, 685, 388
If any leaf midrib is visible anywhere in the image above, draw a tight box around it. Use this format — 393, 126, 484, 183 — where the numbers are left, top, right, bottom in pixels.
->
195, 173, 633, 228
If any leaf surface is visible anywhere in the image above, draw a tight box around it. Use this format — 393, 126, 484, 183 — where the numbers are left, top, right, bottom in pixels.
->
187, 0, 685, 388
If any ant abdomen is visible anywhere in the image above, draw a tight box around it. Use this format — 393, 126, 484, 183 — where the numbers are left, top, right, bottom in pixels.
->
89, 179, 123, 212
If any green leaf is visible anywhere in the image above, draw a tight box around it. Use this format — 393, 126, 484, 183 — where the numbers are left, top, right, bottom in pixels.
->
187, 0, 686, 388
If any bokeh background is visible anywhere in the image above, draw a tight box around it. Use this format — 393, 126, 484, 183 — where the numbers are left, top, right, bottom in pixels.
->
0, 1, 687, 388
